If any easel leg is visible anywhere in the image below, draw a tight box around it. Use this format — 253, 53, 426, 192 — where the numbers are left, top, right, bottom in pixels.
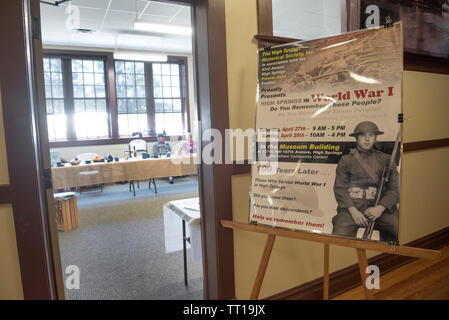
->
356, 248, 375, 300
250, 234, 276, 300
323, 243, 330, 300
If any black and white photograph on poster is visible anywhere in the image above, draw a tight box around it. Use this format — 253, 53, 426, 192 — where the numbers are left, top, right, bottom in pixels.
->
250, 23, 403, 243
332, 120, 400, 242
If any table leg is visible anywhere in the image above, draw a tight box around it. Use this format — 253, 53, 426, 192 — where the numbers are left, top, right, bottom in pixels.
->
153, 179, 157, 194
182, 219, 188, 286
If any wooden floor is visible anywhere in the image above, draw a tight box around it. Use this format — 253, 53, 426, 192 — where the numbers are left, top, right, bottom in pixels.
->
334, 245, 449, 300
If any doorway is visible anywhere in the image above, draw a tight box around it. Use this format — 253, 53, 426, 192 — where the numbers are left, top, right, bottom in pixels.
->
40, 0, 201, 299
0, 0, 235, 300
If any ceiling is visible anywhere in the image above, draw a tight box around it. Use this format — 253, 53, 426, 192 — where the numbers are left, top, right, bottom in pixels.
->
40, 0, 192, 53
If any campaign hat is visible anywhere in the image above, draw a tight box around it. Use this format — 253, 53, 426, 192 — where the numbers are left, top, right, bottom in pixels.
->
349, 121, 384, 137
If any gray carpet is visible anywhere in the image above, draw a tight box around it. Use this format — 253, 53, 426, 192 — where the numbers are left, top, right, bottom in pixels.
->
58, 176, 203, 300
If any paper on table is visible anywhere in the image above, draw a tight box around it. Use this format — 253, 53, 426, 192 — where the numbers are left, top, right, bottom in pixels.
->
162, 197, 201, 261
163, 203, 191, 253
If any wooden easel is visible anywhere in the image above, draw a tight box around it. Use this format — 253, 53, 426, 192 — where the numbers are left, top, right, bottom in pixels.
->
221, 220, 441, 300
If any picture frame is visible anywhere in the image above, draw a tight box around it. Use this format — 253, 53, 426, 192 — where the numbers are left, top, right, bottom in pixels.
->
348, 0, 449, 74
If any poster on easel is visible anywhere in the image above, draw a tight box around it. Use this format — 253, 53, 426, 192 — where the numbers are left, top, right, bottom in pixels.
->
250, 23, 403, 243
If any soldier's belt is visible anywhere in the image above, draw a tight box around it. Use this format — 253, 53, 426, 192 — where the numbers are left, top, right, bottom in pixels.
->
347, 187, 377, 200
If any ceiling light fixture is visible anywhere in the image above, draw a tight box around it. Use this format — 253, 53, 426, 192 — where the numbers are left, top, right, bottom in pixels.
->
74, 28, 96, 34
134, 20, 192, 35
40, 0, 71, 7
113, 51, 168, 62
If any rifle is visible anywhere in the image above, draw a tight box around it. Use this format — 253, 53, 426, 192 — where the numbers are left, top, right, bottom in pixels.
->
362, 127, 401, 240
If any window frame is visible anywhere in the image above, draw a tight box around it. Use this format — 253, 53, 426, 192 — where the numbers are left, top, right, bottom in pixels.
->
114, 60, 152, 138
43, 57, 67, 141
43, 49, 190, 147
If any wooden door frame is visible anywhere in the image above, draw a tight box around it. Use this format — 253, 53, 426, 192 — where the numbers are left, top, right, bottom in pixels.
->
0, 0, 63, 299
0, 0, 235, 300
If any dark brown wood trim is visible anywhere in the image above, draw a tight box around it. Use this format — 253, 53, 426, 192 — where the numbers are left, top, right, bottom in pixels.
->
403, 138, 449, 153
0, 184, 12, 204
145, 63, 155, 134
232, 163, 252, 175
43, 49, 109, 58
61, 58, 76, 140
194, 0, 235, 299
106, 53, 119, 138
404, 53, 449, 75
266, 226, 449, 300
254, 34, 302, 47
257, 0, 273, 36
48, 135, 184, 148
180, 56, 192, 134
157, 0, 194, 5
0, 0, 59, 299
346, 0, 351, 32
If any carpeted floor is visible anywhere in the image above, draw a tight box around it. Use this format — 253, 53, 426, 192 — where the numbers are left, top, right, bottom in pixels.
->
57, 176, 203, 300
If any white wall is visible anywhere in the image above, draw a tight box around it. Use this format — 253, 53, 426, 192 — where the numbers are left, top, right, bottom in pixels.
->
272, 0, 344, 40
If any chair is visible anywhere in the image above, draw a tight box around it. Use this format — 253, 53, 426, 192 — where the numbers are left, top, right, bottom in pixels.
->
73, 153, 104, 193
129, 139, 147, 158
128, 140, 157, 196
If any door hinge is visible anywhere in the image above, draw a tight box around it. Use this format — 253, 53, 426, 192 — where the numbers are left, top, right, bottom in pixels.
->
32, 16, 41, 41
43, 168, 52, 189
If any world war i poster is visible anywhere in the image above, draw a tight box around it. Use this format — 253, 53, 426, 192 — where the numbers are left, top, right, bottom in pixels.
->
250, 24, 403, 242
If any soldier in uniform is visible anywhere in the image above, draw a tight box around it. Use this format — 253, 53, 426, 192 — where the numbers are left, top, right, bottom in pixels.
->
332, 121, 399, 242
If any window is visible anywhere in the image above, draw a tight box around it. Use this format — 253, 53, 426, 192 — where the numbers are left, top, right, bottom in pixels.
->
43, 55, 109, 141
153, 63, 184, 136
43, 52, 189, 145
72, 59, 109, 139
114, 60, 187, 138
115, 61, 148, 137
44, 58, 67, 141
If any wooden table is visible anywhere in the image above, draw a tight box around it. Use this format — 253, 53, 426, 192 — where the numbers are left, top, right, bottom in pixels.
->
51, 156, 198, 189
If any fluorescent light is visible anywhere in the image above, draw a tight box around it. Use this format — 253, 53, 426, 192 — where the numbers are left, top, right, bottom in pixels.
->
134, 20, 192, 35
113, 51, 167, 62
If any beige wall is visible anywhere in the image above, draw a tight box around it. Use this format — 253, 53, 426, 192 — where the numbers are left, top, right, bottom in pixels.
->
0, 88, 24, 299
225, 0, 449, 299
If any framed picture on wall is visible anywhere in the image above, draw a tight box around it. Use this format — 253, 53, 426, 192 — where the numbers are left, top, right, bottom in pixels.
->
352, 0, 449, 58
347, 0, 449, 73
